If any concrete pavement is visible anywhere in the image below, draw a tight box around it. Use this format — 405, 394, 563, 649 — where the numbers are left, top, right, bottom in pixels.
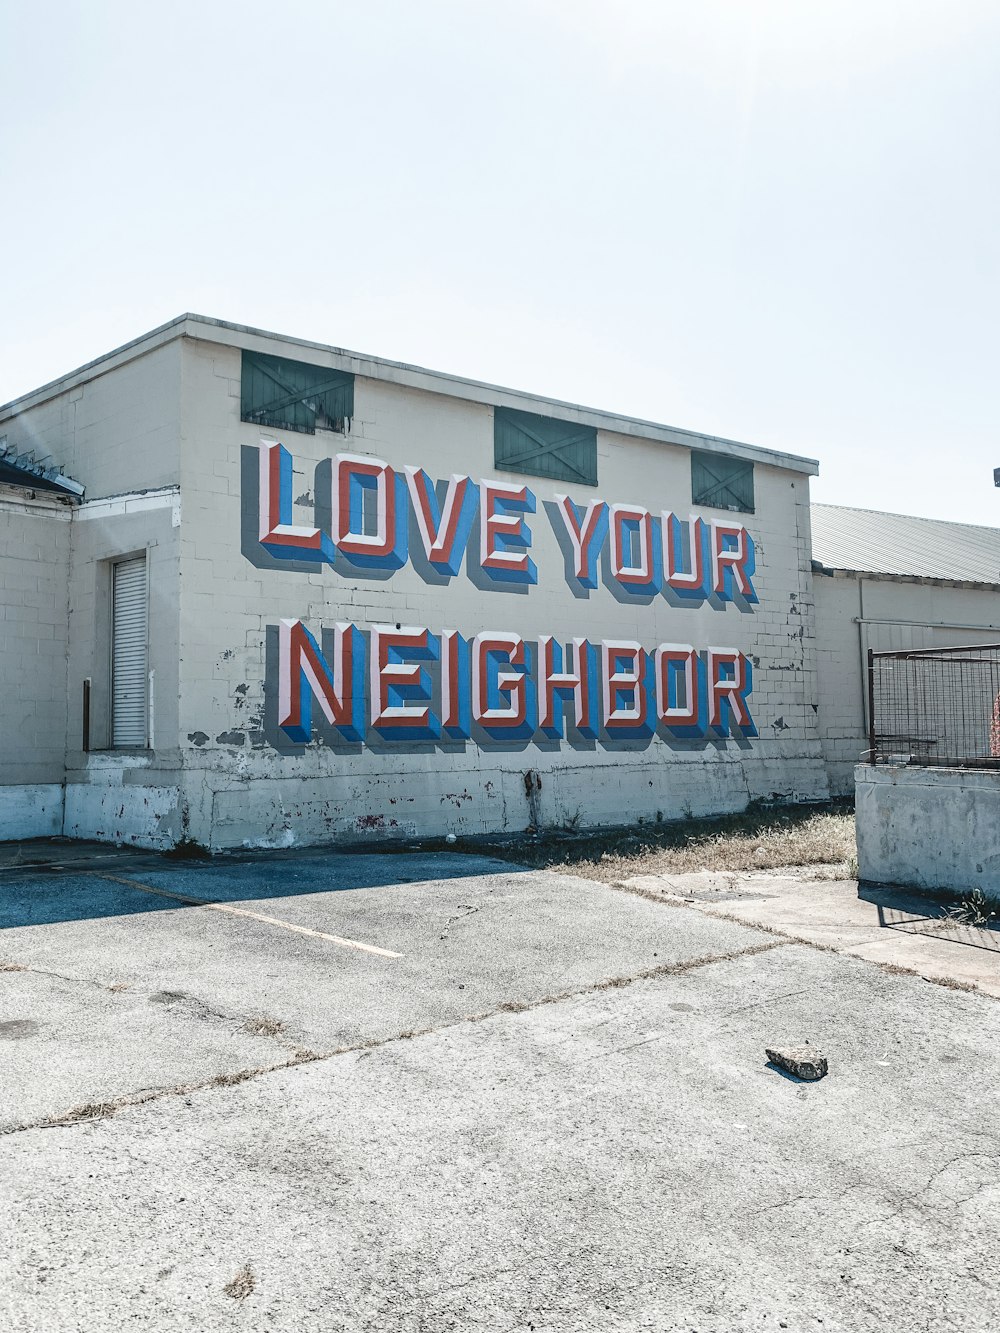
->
623, 868, 1000, 997
1, 842, 998, 1331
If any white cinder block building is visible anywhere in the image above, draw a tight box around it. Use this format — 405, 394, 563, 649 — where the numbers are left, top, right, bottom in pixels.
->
0, 315, 832, 849
812, 504, 1000, 794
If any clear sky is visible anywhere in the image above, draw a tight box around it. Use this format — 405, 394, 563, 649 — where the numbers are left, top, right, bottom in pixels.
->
3, 1, 998, 522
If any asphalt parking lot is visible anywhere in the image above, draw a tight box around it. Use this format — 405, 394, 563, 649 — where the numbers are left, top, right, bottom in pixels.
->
1, 841, 998, 1332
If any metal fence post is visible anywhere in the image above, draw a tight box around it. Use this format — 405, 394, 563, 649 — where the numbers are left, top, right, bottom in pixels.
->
866, 649, 876, 764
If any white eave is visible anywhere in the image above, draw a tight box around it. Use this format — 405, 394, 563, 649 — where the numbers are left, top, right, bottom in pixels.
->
0, 313, 820, 477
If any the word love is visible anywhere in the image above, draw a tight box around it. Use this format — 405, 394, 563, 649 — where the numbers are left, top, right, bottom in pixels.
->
256, 442, 757, 602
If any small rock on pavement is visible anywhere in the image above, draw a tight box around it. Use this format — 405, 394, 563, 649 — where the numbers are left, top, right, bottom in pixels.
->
766, 1045, 828, 1081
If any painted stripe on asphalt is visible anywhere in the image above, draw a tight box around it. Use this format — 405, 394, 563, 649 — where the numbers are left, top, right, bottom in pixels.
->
90, 872, 402, 959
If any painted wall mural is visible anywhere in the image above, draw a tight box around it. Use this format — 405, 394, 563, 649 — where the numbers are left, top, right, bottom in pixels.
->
244, 440, 759, 750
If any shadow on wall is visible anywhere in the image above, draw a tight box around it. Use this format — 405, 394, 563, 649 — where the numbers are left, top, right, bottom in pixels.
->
0, 848, 524, 931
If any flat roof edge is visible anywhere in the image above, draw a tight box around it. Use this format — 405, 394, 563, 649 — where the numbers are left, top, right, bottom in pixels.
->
0, 313, 820, 475
0, 314, 192, 417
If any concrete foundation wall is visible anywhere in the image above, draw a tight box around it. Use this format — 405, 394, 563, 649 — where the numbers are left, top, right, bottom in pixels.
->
814, 575, 1000, 795
63, 770, 181, 850
175, 335, 829, 850
0, 785, 65, 840
855, 762, 1000, 897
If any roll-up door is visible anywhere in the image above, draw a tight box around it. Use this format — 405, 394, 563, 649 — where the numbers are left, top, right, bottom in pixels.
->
111, 555, 148, 747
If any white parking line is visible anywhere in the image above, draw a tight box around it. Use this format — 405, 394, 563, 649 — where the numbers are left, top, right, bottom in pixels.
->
91, 872, 402, 959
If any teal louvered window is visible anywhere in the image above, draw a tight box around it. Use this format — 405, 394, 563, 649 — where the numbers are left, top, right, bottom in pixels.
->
241, 351, 354, 435
494, 407, 598, 487
691, 450, 754, 514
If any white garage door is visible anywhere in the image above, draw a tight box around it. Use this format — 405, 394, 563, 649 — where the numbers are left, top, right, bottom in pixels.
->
111, 555, 148, 748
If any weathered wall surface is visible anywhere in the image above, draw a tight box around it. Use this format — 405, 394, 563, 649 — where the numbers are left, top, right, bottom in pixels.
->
176, 336, 829, 849
856, 762, 1000, 897
0, 342, 185, 847
814, 574, 1000, 794
0, 340, 182, 499
62, 493, 183, 848
0, 488, 71, 838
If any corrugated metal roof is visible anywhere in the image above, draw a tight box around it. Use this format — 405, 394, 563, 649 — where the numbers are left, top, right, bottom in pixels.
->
811, 504, 1000, 585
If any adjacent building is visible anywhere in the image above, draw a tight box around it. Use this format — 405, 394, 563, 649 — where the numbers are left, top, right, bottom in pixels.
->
812, 504, 1000, 793
0, 315, 833, 848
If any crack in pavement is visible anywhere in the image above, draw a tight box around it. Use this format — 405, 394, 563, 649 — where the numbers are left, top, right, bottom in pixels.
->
601, 878, 998, 999
439, 902, 487, 940
1, 961, 310, 1060
0, 961, 122, 991
0, 938, 786, 1139
746, 1179, 874, 1219
857, 1149, 1000, 1230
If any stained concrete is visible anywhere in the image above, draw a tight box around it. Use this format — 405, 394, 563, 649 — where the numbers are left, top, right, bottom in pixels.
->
1, 845, 999, 1330
856, 762, 1000, 900
624, 869, 1000, 997
0, 855, 768, 1128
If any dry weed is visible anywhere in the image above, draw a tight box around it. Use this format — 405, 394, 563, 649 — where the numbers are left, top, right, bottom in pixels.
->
243, 1016, 286, 1037
559, 810, 856, 882
223, 1264, 256, 1300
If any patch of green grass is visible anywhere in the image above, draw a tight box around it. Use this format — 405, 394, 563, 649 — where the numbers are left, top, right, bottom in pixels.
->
943, 888, 996, 928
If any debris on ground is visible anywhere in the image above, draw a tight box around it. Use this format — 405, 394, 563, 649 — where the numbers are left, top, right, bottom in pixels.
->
765, 1044, 828, 1081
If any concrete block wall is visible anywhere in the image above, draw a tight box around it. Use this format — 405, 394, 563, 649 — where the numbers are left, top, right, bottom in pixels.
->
175, 335, 829, 849
856, 762, 1000, 898
0, 338, 186, 846
812, 575, 867, 793
814, 574, 1000, 795
61, 497, 183, 848
0, 340, 182, 500
1, 320, 859, 850
0, 488, 71, 837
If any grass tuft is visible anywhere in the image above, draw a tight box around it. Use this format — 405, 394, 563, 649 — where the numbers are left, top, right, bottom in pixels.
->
52, 1102, 118, 1124
943, 889, 996, 928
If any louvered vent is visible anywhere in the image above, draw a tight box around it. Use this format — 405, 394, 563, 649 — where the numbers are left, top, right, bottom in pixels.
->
691, 451, 754, 514
241, 351, 354, 435
494, 407, 598, 486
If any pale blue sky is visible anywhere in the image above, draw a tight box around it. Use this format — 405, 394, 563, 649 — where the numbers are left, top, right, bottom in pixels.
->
3, 1, 998, 522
